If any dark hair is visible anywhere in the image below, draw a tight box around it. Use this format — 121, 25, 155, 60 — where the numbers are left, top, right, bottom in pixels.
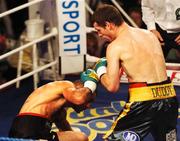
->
127, 7, 142, 16
92, 4, 124, 27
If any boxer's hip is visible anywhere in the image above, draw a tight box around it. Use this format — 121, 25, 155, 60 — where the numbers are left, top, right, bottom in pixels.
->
8, 113, 53, 140
129, 78, 176, 102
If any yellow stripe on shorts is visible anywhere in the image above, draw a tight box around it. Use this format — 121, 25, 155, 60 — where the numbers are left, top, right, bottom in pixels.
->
103, 102, 133, 139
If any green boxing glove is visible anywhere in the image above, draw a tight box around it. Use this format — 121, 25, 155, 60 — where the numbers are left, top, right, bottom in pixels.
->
94, 57, 107, 79
80, 69, 99, 93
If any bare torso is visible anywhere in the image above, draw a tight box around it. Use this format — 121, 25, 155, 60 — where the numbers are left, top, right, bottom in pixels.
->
19, 81, 75, 119
108, 24, 167, 83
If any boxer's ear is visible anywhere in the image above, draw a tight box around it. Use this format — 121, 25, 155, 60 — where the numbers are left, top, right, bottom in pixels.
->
105, 22, 114, 30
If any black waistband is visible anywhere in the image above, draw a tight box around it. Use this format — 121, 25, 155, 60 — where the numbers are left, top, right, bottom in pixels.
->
17, 112, 48, 119
129, 78, 171, 88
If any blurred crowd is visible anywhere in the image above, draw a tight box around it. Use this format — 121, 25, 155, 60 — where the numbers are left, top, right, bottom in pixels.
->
86, 0, 180, 63
0, 0, 179, 84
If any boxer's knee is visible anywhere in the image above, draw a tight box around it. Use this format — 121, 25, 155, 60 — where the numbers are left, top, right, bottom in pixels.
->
56, 131, 88, 141
76, 131, 89, 141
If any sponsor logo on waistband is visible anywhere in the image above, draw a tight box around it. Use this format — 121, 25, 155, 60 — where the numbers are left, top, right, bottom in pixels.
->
151, 85, 174, 98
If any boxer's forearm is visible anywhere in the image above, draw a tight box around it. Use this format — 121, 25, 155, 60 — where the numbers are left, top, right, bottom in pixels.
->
100, 73, 120, 93
55, 119, 72, 131
53, 109, 72, 131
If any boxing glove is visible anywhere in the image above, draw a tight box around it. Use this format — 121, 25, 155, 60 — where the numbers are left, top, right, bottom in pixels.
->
94, 57, 107, 79
80, 69, 98, 93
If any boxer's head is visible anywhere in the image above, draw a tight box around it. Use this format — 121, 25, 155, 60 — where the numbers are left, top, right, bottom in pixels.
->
74, 80, 97, 102
92, 4, 124, 28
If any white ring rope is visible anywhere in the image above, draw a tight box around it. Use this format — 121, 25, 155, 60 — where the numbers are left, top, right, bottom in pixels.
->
86, 27, 96, 33
84, 0, 138, 28
0, 60, 58, 90
111, 0, 138, 28
0, 0, 46, 18
0, 0, 179, 90
166, 63, 180, 67
84, 0, 180, 86
0, 27, 58, 60
120, 69, 180, 86
85, 2, 94, 15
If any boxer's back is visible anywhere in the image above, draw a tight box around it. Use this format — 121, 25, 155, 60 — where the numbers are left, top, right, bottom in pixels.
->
115, 27, 167, 83
19, 81, 74, 118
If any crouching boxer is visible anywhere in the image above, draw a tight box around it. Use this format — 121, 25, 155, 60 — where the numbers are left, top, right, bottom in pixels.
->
8, 69, 98, 141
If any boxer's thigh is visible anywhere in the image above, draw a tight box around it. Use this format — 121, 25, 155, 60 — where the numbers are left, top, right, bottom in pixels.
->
56, 131, 88, 141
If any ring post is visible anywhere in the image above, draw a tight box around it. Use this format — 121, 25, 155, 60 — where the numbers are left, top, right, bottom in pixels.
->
56, 0, 87, 74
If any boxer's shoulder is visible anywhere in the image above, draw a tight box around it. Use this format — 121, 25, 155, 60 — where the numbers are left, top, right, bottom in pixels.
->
45, 80, 74, 88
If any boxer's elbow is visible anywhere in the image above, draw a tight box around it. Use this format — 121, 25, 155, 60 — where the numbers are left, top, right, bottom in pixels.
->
73, 95, 87, 105
101, 75, 120, 93
106, 83, 119, 93
106, 84, 119, 93
74, 99, 86, 105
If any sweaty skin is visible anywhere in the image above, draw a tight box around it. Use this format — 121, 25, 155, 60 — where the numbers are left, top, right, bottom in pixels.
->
94, 22, 167, 92
20, 81, 72, 118
20, 81, 92, 118
18, 80, 92, 141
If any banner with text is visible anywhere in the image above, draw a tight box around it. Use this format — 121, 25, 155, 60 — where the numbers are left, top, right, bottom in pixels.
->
56, 0, 86, 74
